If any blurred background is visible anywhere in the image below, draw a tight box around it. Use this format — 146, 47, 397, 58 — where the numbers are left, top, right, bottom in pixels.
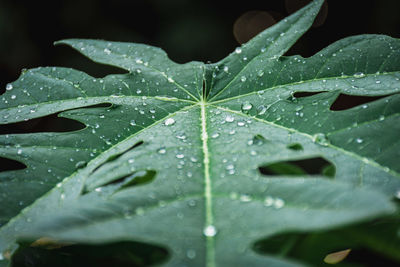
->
1, 0, 400, 91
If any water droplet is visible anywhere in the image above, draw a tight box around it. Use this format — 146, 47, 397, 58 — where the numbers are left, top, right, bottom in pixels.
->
250, 150, 257, 156
186, 249, 196, 259
128, 159, 134, 164
240, 76, 247, 82
241, 101, 253, 112
312, 133, 330, 146
176, 153, 184, 159
257, 105, 267, 115
257, 70, 264, 77
235, 47, 242, 54
225, 115, 235, 122
353, 72, 365, 78
176, 132, 187, 140
379, 115, 385, 121
103, 48, 111, 55
264, 196, 274, 207
375, 80, 381, 84
211, 133, 220, 139
190, 156, 198, 162
95, 187, 102, 192
135, 59, 143, 64
11, 95, 16, 99
356, 138, 363, 144
239, 194, 252, 202
158, 147, 166, 154
237, 121, 245, 126
223, 66, 229, 72
130, 120, 136, 126
203, 225, 217, 237
164, 118, 175, 125
17, 149, 22, 155
136, 207, 144, 215
75, 161, 86, 169
226, 164, 234, 170
273, 198, 285, 209
188, 199, 197, 207
6, 84, 13, 90
168, 77, 175, 83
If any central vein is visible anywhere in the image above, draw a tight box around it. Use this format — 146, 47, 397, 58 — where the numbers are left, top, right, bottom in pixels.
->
200, 100, 216, 267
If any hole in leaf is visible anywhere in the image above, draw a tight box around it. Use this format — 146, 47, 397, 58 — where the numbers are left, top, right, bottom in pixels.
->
106, 141, 144, 163
292, 91, 326, 98
0, 157, 27, 171
330, 94, 388, 111
0, 103, 112, 135
254, 227, 400, 267
252, 134, 267, 145
287, 143, 303, 151
258, 157, 335, 177
0, 114, 85, 135
90, 141, 144, 175
105, 170, 157, 190
12, 240, 168, 267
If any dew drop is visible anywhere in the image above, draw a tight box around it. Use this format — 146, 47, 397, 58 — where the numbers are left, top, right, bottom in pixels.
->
157, 147, 166, 154
312, 133, 330, 146
353, 72, 365, 78
176, 153, 184, 159
257, 105, 267, 115
264, 196, 274, 207
239, 194, 252, 202
103, 48, 111, 55
11, 95, 16, 100
211, 133, 220, 139
136, 207, 144, 215
130, 120, 137, 126
225, 115, 235, 122
75, 161, 86, 169
375, 80, 381, 84
257, 70, 264, 77
223, 66, 229, 72
176, 132, 187, 140
379, 115, 385, 121
235, 47, 242, 54
273, 198, 285, 209
240, 76, 247, 82
226, 164, 234, 170
203, 225, 217, 237
237, 121, 245, 126
17, 149, 22, 155
6, 84, 13, 91
186, 249, 196, 259
356, 138, 363, 144
241, 102, 253, 112
164, 118, 175, 125
168, 77, 175, 83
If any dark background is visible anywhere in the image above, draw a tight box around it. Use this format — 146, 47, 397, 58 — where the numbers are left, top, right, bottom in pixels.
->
1, 0, 400, 91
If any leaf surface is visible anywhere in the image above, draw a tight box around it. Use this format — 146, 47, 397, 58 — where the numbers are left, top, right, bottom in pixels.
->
1, 0, 399, 266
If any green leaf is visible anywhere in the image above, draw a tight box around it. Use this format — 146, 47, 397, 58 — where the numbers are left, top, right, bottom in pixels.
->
1, 0, 400, 266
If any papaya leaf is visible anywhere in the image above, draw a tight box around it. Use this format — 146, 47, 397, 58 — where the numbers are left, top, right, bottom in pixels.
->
1, 0, 399, 266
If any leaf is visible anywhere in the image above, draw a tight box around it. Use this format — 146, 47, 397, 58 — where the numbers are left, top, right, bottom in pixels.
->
1, 0, 400, 266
